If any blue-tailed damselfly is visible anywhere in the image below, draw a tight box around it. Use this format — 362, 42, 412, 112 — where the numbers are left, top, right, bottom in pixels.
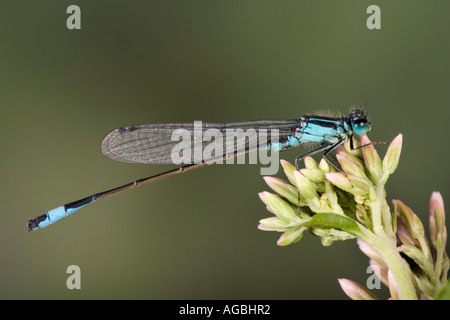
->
28, 109, 374, 231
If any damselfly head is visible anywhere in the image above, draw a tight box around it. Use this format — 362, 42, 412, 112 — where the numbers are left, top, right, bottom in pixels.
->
349, 109, 371, 135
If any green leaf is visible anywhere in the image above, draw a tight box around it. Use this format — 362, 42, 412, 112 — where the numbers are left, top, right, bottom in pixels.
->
435, 280, 450, 300
305, 213, 362, 237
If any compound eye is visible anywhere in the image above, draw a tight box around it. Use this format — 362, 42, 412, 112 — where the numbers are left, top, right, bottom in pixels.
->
352, 120, 370, 135
348, 109, 370, 135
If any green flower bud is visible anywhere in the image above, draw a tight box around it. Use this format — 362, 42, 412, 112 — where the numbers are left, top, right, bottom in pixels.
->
277, 228, 305, 246
258, 192, 301, 224
325, 173, 370, 196
258, 217, 289, 231
263, 176, 300, 206
304, 156, 319, 169
382, 134, 403, 175
347, 174, 372, 196
319, 158, 333, 173
280, 159, 297, 186
336, 153, 367, 180
293, 170, 317, 201
325, 172, 353, 193
299, 168, 326, 183
398, 244, 425, 265
343, 136, 363, 158
360, 135, 383, 182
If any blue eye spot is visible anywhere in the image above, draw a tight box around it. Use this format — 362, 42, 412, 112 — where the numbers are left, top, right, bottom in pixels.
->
352, 122, 370, 135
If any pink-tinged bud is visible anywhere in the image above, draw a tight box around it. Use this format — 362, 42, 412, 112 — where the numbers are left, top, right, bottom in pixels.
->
280, 159, 296, 186
357, 238, 387, 268
429, 191, 446, 247
360, 135, 383, 181
263, 176, 298, 206
336, 153, 367, 179
347, 174, 372, 195
265, 205, 275, 214
396, 217, 419, 247
393, 199, 425, 242
325, 172, 352, 192
370, 259, 389, 287
327, 172, 371, 196
303, 156, 318, 169
258, 217, 288, 231
338, 278, 378, 300
382, 134, 403, 175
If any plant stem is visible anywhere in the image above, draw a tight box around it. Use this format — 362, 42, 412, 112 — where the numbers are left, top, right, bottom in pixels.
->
371, 234, 418, 299
367, 178, 418, 299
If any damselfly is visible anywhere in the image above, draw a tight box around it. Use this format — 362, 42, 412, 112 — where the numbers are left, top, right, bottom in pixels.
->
28, 109, 374, 231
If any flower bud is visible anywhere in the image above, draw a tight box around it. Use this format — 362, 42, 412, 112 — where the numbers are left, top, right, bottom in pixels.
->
338, 278, 378, 300
319, 158, 333, 173
304, 156, 318, 169
337, 153, 367, 179
326, 173, 371, 196
357, 238, 387, 268
360, 135, 383, 182
393, 199, 425, 241
344, 136, 363, 158
277, 228, 305, 246
398, 244, 425, 263
325, 172, 352, 192
299, 168, 325, 183
293, 170, 317, 200
396, 217, 419, 247
348, 175, 373, 195
258, 217, 289, 231
382, 134, 403, 175
263, 176, 299, 206
280, 159, 296, 186
369, 259, 389, 287
429, 191, 446, 248
258, 192, 300, 223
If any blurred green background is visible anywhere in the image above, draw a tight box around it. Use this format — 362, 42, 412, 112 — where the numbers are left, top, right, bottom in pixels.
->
1, 1, 449, 299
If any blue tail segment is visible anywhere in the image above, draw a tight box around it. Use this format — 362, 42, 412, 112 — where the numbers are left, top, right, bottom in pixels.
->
28, 199, 91, 231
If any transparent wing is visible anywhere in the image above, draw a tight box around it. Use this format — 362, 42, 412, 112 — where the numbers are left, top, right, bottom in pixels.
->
101, 120, 299, 164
